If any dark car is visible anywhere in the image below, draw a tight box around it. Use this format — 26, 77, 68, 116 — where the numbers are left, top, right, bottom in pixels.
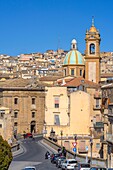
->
51, 153, 60, 164
74, 162, 90, 170
90, 167, 107, 170
56, 156, 66, 168
22, 166, 36, 170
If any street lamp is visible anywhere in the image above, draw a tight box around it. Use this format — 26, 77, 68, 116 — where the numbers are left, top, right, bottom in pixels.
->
90, 138, 93, 165
74, 134, 77, 142
50, 127, 55, 141
60, 130, 63, 147
44, 121, 47, 137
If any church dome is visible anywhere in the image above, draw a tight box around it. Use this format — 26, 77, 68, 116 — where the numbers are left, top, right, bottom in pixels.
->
71, 39, 77, 44
63, 39, 84, 65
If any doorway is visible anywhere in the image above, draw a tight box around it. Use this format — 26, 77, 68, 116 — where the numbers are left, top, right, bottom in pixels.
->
30, 121, 36, 133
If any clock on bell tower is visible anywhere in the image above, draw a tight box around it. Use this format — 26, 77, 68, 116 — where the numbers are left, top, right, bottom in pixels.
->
85, 17, 101, 84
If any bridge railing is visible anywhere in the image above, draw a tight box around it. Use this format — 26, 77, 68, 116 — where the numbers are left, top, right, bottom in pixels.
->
11, 143, 20, 152
43, 137, 107, 167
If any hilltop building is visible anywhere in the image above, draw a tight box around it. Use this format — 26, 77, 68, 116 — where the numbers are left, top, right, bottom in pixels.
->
44, 20, 104, 159
0, 19, 112, 166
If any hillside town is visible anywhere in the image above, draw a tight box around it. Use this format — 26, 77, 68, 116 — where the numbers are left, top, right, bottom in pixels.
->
1, 20, 113, 168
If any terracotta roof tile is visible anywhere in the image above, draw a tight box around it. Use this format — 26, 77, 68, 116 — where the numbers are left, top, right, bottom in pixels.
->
63, 77, 100, 88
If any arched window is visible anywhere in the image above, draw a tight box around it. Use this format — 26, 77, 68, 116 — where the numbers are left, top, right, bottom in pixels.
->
90, 43, 95, 54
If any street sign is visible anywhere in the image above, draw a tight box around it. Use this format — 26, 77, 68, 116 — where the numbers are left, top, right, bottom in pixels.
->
73, 148, 77, 153
72, 142, 77, 147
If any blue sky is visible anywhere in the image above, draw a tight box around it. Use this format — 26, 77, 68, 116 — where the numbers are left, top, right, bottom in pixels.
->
0, 0, 113, 56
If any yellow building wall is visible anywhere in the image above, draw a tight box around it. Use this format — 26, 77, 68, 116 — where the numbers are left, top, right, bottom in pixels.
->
45, 88, 92, 137
69, 90, 91, 135
45, 86, 69, 127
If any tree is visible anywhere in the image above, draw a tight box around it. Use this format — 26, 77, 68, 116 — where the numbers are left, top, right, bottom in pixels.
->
0, 135, 13, 170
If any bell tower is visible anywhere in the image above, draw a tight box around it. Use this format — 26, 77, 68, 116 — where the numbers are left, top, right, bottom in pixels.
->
85, 17, 101, 83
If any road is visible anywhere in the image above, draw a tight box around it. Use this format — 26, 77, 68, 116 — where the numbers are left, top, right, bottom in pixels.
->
9, 137, 58, 170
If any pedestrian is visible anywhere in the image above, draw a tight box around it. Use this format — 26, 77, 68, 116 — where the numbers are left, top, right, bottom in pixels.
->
62, 147, 67, 157
88, 159, 91, 164
58, 148, 61, 153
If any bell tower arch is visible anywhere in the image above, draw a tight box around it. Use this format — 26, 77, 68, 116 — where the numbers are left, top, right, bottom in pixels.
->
85, 17, 101, 83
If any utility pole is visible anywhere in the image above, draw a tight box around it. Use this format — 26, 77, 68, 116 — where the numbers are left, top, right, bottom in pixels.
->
74, 135, 77, 158
90, 138, 93, 165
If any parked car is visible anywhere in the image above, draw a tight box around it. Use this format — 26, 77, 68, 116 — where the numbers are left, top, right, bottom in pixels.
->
22, 166, 36, 170
74, 162, 90, 170
23, 133, 33, 139
90, 168, 107, 170
56, 156, 66, 168
61, 159, 78, 170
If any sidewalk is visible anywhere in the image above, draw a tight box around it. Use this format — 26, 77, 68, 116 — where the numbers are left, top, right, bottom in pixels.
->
39, 139, 57, 154
12, 141, 25, 157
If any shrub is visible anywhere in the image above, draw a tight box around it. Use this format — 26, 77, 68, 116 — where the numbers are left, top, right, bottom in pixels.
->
0, 135, 13, 170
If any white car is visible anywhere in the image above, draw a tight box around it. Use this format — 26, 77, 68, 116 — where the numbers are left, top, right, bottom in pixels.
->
23, 166, 36, 170
61, 159, 78, 170
74, 162, 90, 170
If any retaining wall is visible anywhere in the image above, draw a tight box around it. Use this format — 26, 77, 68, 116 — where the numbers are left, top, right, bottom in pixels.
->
43, 137, 107, 167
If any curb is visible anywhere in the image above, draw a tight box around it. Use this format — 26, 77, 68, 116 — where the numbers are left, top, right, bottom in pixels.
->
12, 142, 26, 157
39, 139, 57, 154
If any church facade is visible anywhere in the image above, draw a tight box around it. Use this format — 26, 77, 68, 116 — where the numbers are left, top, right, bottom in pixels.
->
63, 19, 101, 84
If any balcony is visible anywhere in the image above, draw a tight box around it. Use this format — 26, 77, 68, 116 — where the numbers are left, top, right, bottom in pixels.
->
108, 112, 113, 117
93, 105, 101, 110
106, 133, 113, 143
94, 122, 104, 128
102, 94, 108, 98
94, 94, 102, 99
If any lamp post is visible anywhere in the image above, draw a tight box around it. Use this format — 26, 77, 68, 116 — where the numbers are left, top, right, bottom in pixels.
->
44, 125, 47, 137
44, 122, 47, 137
60, 130, 63, 147
90, 138, 93, 165
50, 127, 54, 141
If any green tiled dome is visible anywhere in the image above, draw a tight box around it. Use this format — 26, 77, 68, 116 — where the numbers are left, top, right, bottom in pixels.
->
63, 39, 84, 65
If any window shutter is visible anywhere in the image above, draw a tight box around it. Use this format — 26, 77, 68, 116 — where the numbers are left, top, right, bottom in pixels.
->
55, 97, 59, 104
